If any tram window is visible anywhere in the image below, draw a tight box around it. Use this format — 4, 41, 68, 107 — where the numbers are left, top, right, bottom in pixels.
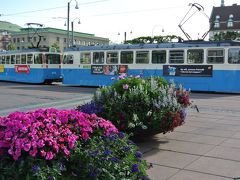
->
120, 51, 133, 64
207, 49, 224, 64
152, 50, 166, 64
34, 54, 43, 64
228, 48, 240, 64
93, 52, 104, 64
16, 55, 21, 64
106, 52, 118, 64
169, 50, 184, 64
187, 49, 204, 64
80, 52, 91, 64
5, 56, 10, 64
63, 54, 74, 64
47, 54, 60, 64
2, 56, 5, 64
0, 56, 2, 64
10, 55, 16, 64
6, 56, 10, 64
136, 51, 149, 64
27, 54, 33, 64
21, 54, 26, 64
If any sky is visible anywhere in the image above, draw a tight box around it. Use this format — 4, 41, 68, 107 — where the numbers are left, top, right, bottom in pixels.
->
0, 0, 239, 43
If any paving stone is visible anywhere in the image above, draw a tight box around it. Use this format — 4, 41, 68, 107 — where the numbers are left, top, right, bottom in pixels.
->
154, 139, 215, 155
219, 138, 240, 149
168, 170, 232, 180
185, 157, 240, 178
144, 149, 199, 169
160, 132, 226, 145
147, 165, 179, 180
206, 146, 240, 161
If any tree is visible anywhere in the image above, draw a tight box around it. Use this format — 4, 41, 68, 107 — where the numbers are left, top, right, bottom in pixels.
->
50, 42, 60, 52
210, 31, 240, 41
125, 35, 182, 44
7, 43, 17, 50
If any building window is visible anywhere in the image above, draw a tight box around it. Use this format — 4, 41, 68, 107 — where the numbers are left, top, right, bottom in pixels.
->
56, 37, 60, 42
227, 14, 234, 27
214, 15, 220, 28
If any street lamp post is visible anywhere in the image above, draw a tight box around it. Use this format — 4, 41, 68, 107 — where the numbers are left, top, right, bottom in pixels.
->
118, 31, 132, 44
71, 18, 81, 46
67, 0, 79, 47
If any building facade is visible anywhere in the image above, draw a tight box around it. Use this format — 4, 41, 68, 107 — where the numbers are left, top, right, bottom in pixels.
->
0, 21, 21, 50
209, 3, 240, 39
11, 27, 109, 51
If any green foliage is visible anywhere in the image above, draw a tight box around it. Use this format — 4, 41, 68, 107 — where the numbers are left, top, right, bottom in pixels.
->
7, 43, 17, 50
50, 43, 60, 52
209, 31, 240, 41
125, 35, 182, 44
88, 76, 189, 138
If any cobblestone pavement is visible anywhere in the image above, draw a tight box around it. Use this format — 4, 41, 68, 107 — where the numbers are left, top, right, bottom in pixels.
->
138, 93, 240, 180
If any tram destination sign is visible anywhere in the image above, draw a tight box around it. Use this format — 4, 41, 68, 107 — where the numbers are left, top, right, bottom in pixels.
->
163, 65, 213, 77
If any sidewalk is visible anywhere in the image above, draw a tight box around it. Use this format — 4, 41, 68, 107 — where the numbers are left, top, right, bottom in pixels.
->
138, 93, 240, 180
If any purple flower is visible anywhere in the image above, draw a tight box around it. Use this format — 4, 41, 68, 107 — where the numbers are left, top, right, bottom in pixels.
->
110, 157, 120, 163
118, 132, 125, 139
32, 165, 40, 173
123, 84, 129, 90
131, 164, 139, 173
103, 149, 112, 156
122, 146, 130, 152
135, 151, 142, 159
77, 101, 103, 115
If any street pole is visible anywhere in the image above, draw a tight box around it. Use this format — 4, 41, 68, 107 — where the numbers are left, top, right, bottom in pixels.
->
124, 32, 126, 44
71, 21, 74, 47
67, 2, 70, 48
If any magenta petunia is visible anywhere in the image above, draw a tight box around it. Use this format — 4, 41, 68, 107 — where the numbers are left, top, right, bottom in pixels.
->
0, 108, 118, 161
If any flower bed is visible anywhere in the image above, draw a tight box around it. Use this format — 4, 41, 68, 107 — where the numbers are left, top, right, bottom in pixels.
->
0, 108, 148, 179
78, 75, 191, 138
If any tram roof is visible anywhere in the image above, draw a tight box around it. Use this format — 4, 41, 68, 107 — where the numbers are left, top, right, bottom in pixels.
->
65, 40, 240, 51
0, 48, 59, 55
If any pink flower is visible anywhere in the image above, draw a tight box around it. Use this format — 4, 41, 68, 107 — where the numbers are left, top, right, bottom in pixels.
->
23, 143, 31, 151
37, 139, 45, 148
63, 148, 70, 156
40, 150, 46, 157
29, 148, 38, 157
46, 151, 54, 160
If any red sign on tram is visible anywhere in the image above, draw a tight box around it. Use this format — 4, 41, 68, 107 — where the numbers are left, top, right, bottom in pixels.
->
15, 65, 30, 74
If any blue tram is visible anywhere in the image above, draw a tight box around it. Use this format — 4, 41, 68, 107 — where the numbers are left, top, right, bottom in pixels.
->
62, 41, 240, 93
0, 48, 62, 84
